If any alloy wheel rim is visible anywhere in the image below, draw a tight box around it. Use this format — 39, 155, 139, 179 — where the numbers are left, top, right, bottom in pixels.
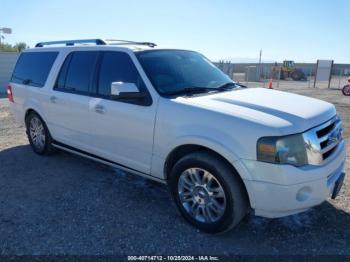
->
29, 117, 45, 150
178, 168, 226, 223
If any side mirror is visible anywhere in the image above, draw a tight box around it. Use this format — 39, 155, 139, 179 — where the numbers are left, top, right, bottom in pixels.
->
110, 82, 145, 99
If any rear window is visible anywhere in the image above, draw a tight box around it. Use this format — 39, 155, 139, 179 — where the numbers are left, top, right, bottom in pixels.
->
11, 52, 58, 87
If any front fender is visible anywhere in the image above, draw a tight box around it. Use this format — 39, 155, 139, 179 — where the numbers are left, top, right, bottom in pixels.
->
151, 133, 253, 180
166, 135, 240, 163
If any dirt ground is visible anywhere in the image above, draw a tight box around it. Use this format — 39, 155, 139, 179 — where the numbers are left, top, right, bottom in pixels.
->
0, 84, 349, 256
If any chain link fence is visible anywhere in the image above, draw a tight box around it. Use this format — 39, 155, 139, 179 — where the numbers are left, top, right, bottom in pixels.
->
216, 61, 350, 90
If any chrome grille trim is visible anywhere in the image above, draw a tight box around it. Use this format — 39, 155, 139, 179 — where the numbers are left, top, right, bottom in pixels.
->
320, 140, 340, 154
302, 116, 343, 166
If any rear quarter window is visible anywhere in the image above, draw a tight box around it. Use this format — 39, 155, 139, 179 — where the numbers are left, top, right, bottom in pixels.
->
11, 52, 58, 87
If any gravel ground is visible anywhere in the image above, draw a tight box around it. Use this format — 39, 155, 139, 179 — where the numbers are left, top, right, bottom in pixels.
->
0, 86, 349, 256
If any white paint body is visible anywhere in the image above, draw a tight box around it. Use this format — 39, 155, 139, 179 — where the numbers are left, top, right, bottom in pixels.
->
9, 45, 346, 218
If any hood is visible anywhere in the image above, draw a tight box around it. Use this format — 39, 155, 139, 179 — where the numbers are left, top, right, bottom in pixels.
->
176, 88, 336, 135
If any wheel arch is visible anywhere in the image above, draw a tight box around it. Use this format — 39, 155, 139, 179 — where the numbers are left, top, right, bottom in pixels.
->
24, 108, 47, 125
24, 108, 50, 134
24, 108, 37, 122
163, 143, 251, 207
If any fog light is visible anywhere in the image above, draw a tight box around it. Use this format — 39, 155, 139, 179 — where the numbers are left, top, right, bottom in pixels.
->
296, 186, 312, 202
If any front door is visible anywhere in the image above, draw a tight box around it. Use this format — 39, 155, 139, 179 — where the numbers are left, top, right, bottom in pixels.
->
88, 51, 157, 174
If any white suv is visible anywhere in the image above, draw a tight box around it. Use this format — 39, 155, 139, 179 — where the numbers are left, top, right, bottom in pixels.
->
8, 39, 346, 233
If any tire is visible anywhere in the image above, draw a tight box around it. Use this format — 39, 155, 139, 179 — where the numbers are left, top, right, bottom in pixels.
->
291, 70, 301, 81
25, 112, 54, 155
342, 85, 350, 96
169, 151, 249, 234
292, 70, 306, 81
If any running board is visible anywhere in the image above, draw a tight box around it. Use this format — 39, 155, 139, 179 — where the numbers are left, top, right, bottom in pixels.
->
51, 143, 166, 184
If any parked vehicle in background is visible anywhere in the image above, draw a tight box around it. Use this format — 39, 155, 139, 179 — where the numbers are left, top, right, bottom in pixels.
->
7, 39, 346, 233
342, 78, 350, 96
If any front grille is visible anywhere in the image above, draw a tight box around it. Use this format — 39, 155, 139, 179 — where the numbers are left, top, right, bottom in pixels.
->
303, 116, 343, 165
320, 140, 328, 149
315, 117, 343, 161
323, 146, 337, 160
316, 122, 335, 138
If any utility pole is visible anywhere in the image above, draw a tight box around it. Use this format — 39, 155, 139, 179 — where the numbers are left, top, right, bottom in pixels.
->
258, 49, 262, 81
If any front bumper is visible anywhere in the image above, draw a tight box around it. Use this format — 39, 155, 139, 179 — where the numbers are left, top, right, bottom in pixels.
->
236, 140, 346, 218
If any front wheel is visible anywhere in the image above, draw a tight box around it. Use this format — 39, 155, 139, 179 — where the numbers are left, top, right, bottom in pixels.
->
169, 151, 249, 234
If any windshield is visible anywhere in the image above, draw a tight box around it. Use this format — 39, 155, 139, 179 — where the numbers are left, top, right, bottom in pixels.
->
136, 50, 234, 96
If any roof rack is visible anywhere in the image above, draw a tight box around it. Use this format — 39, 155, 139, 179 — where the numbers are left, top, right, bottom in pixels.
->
35, 38, 157, 48
105, 39, 157, 48
35, 39, 106, 47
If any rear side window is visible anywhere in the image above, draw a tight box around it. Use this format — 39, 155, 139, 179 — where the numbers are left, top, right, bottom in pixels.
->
98, 51, 145, 96
55, 51, 99, 94
11, 52, 58, 87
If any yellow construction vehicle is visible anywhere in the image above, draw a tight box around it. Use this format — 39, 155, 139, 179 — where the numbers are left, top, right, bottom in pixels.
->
272, 60, 307, 81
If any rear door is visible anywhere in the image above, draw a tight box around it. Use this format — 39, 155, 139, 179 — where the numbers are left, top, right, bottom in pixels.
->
88, 51, 157, 174
46, 51, 99, 151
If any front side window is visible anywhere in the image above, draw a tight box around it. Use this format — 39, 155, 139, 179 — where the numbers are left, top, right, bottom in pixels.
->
136, 50, 234, 96
56, 51, 99, 94
11, 52, 58, 87
98, 51, 145, 97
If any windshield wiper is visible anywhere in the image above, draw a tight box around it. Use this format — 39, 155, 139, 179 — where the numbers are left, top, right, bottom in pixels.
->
217, 82, 245, 90
163, 87, 219, 97
163, 83, 246, 97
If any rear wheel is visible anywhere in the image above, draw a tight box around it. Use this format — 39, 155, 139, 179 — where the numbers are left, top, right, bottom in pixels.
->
26, 112, 54, 155
169, 151, 249, 234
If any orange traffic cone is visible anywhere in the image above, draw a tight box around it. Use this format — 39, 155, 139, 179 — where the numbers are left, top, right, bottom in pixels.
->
268, 79, 273, 89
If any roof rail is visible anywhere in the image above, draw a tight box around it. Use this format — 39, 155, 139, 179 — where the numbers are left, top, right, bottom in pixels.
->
35, 39, 107, 47
105, 39, 157, 48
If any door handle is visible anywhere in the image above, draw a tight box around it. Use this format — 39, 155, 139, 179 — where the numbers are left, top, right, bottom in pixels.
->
94, 105, 106, 114
50, 96, 57, 103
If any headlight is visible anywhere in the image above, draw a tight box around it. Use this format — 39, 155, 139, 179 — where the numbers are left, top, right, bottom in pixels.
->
257, 134, 308, 166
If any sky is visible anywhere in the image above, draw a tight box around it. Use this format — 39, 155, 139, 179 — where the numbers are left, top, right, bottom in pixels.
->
1, 0, 349, 63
